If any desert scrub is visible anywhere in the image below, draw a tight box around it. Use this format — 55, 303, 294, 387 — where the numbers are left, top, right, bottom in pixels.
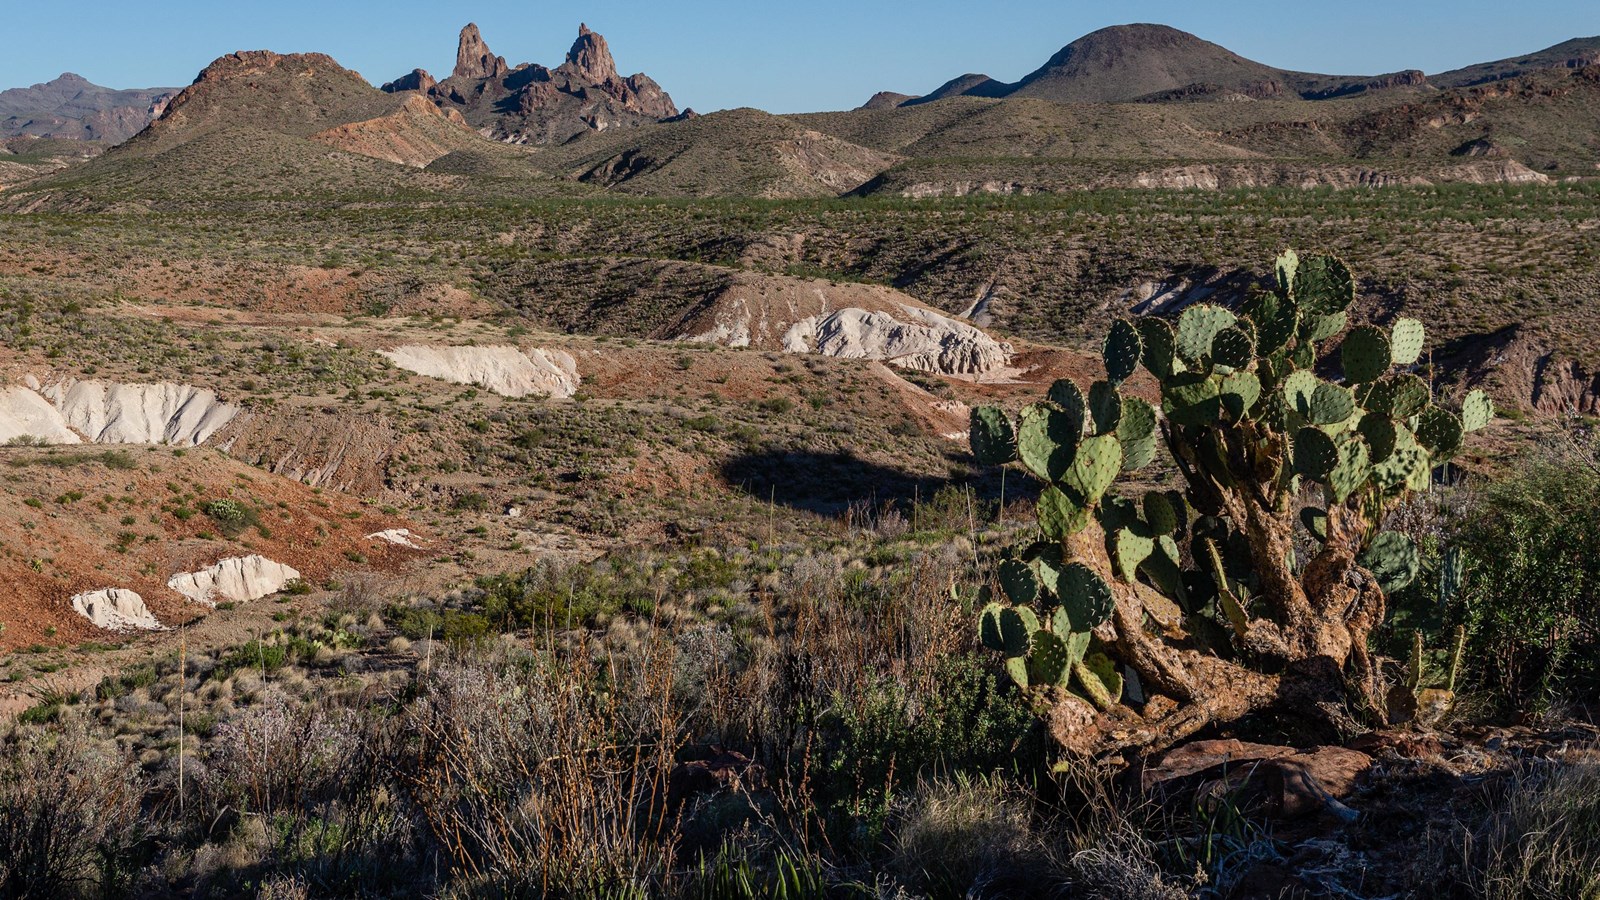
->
202, 498, 263, 539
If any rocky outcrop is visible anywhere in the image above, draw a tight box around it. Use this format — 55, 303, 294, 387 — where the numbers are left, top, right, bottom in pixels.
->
783, 304, 1012, 377
309, 94, 475, 167
0, 377, 239, 446
403, 22, 679, 145
453, 23, 508, 81
368, 528, 424, 549
70, 588, 163, 631
382, 68, 437, 94
0, 385, 82, 444
168, 555, 300, 606
380, 345, 580, 399
42, 378, 240, 445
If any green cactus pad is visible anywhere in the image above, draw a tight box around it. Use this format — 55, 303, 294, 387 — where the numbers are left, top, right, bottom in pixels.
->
999, 606, 1038, 657
1389, 317, 1426, 366
1389, 375, 1432, 418
1113, 527, 1155, 583
1141, 535, 1187, 602
1342, 325, 1392, 384
1275, 249, 1300, 297
1328, 435, 1372, 502
1212, 326, 1256, 370
978, 602, 1007, 651
1301, 311, 1349, 343
1164, 373, 1222, 427
1087, 380, 1123, 435
1080, 652, 1124, 706
1103, 319, 1143, 386
1357, 414, 1399, 462
1116, 396, 1157, 442
1293, 255, 1355, 315
1176, 304, 1238, 364
1143, 491, 1179, 535
969, 406, 1016, 466
1063, 629, 1092, 668
1136, 317, 1181, 380
1372, 427, 1430, 492
1060, 563, 1115, 632
1221, 370, 1262, 420
1300, 507, 1328, 542
1244, 289, 1299, 355
1283, 370, 1319, 417
1004, 657, 1029, 689
1037, 484, 1092, 540
1017, 402, 1080, 484
1060, 434, 1123, 505
1294, 426, 1339, 478
1027, 630, 1072, 687
1460, 390, 1494, 432
1309, 382, 1356, 427
1415, 407, 1464, 457
998, 558, 1038, 607
1359, 531, 1421, 594
1046, 379, 1088, 432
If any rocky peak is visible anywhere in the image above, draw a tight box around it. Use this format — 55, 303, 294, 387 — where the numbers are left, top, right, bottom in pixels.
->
562, 23, 621, 85
382, 68, 437, 94
454, 23, 508, 81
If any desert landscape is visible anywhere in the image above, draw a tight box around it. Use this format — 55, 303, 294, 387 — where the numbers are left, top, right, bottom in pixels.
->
0, 10, 1597, 899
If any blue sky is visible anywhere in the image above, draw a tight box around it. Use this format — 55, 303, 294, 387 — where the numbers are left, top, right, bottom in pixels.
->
3, 1, 1594, 113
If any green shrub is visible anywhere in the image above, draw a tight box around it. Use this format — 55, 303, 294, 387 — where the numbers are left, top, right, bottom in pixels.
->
1448, 435, 1600, 713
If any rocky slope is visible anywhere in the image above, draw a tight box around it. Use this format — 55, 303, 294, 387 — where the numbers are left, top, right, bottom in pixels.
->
385, 22, 680, 145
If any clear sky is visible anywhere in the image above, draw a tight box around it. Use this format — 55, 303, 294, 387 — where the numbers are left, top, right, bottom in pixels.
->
2, 1, 1594, 113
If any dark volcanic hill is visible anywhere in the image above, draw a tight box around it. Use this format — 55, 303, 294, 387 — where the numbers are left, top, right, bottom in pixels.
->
904, 23, 1429, 105
383, 22, 680, 145
0, 72, 176, 144
1431, 35, 1600, 87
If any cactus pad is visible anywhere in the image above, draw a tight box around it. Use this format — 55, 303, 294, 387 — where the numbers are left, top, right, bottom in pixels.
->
1036, 484, 1092, 540
1027, 630, 1072, 687
1293, 254, 1355, 315
1212, 326, 1256, 370
1300, 507, 1328, 542
1018, 402, 1079, 484
999, 606, 1038, 657
1061, 434, 1123, 504
1103, 319, 1142, 385
1060, 563, 1115, 632
1221, 370, 1262, 420
1460, 390, 1493, 432
1113, 527, 1155, 583
1328, 435, 1372, 502
1309, 382, 1356, 427
1415, 407, 1464, 457
1087, 380, 1123, 435
1357, 414, 1398, 462
1359, 531, 1421, 594
1244, 289, 1299, 355
1342, 325, 1391, 384
1294, 426, 1339, 478
1389, 317, 1426, 366
1046, 379, 1088, 432
1275, 248, 1300, 296
998, 558, 1038, 607
1176, 304, 1237, 364
1164, 373, 1223, 427
978, 602, 1006, 651
1143, 491, 1179, 535
969, 406, 1016, 466
1136, 317, 1181, 380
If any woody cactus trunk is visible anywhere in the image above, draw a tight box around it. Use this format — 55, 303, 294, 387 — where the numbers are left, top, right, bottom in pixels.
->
969, 251, 1492, 756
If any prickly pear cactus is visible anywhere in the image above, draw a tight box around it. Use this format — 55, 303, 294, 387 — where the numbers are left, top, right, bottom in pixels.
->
967, 251, 1494, 746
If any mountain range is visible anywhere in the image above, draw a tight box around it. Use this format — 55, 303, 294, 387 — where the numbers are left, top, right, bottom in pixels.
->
4, 22, 1599, 201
